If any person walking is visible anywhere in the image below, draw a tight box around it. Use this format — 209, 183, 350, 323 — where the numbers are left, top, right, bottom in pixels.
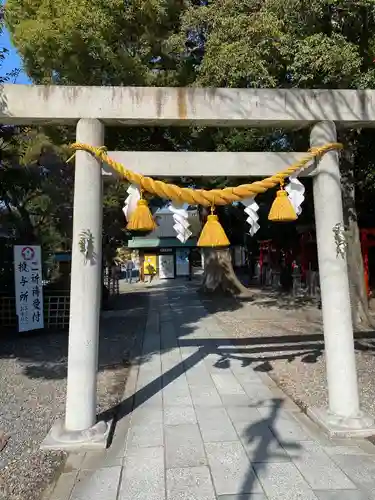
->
126, 258, 134, 284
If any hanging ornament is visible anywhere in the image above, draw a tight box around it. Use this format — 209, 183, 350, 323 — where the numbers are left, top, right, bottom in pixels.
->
285, 176, 305, 216
242, 197, 260, 236
126, 193, 157, 231
122, 184, 141, 221
198, 207, 230, 247
268, 184, 297, 222
169, 203, 192, 243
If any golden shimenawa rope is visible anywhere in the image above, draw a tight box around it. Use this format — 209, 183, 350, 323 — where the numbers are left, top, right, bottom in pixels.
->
70, 142, 343, 206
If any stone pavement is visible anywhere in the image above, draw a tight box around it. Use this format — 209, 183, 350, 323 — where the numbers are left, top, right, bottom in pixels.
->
46, 282, 375, 500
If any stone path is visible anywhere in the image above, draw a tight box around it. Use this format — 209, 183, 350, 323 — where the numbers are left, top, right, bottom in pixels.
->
47, 282, 375, 500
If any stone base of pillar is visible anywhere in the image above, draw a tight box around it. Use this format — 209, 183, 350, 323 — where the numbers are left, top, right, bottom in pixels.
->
308, 406, 375, 438
41, 419, 112, 452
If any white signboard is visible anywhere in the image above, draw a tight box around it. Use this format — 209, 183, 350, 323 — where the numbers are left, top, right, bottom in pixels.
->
14, 245, 44, 332
176, 249, 189, 276
158, 254, 174, 279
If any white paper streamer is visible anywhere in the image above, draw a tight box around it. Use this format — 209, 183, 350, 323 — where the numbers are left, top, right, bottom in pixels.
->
285, 177, 305, 216
242, 197, 260, 236
169, 203, 192, 243
122, 184, 141, 220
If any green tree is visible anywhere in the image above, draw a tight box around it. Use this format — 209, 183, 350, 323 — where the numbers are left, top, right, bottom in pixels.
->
0, 127, 75, 286
5, 0, 185, 85
1, 11, 76, 289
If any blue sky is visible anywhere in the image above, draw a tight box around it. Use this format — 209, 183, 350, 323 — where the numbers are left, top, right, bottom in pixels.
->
0, 25, 31, 84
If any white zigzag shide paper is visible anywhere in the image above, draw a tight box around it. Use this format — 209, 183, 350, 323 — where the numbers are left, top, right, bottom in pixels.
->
242, 197, 260, 236
169, 203, 192, 243
285, 176, 305, 216
122, 184, 141, 220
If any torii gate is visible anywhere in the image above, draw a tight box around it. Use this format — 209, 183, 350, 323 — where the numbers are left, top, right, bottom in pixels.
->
2, 85, 374, 449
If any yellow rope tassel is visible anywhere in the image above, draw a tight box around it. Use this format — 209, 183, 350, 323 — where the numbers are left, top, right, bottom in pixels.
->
127, 199, 157, 231
69, 142, 343, 207
197, 208, 230, 247
268, 187, 297, 222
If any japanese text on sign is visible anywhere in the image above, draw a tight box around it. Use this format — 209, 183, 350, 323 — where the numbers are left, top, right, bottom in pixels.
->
14, 245, 44, 333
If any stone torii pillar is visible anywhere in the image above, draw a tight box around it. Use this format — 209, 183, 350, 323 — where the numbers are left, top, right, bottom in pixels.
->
308, 121, 374, 436
43, 119, 109, 450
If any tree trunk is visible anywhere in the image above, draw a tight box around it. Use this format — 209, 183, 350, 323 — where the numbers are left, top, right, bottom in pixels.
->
342, 165, 374, 330
200, 247, 251, 296
345, 219, 373, 329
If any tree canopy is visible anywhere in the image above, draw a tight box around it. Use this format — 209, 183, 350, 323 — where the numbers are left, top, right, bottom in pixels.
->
5, 0, 185, 85
168, 0, 375, 88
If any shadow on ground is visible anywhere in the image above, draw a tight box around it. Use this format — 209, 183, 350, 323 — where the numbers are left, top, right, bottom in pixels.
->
1, 280, 374, 382
97, 282, 308, 498
0, 286, 150, 381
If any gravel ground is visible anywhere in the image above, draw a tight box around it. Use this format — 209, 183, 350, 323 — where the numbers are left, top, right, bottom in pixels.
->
0, 285, 149, 500
201, 288, 375, 419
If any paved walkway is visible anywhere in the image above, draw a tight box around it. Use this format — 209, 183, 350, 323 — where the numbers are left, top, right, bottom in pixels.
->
48, 282, 375, 500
